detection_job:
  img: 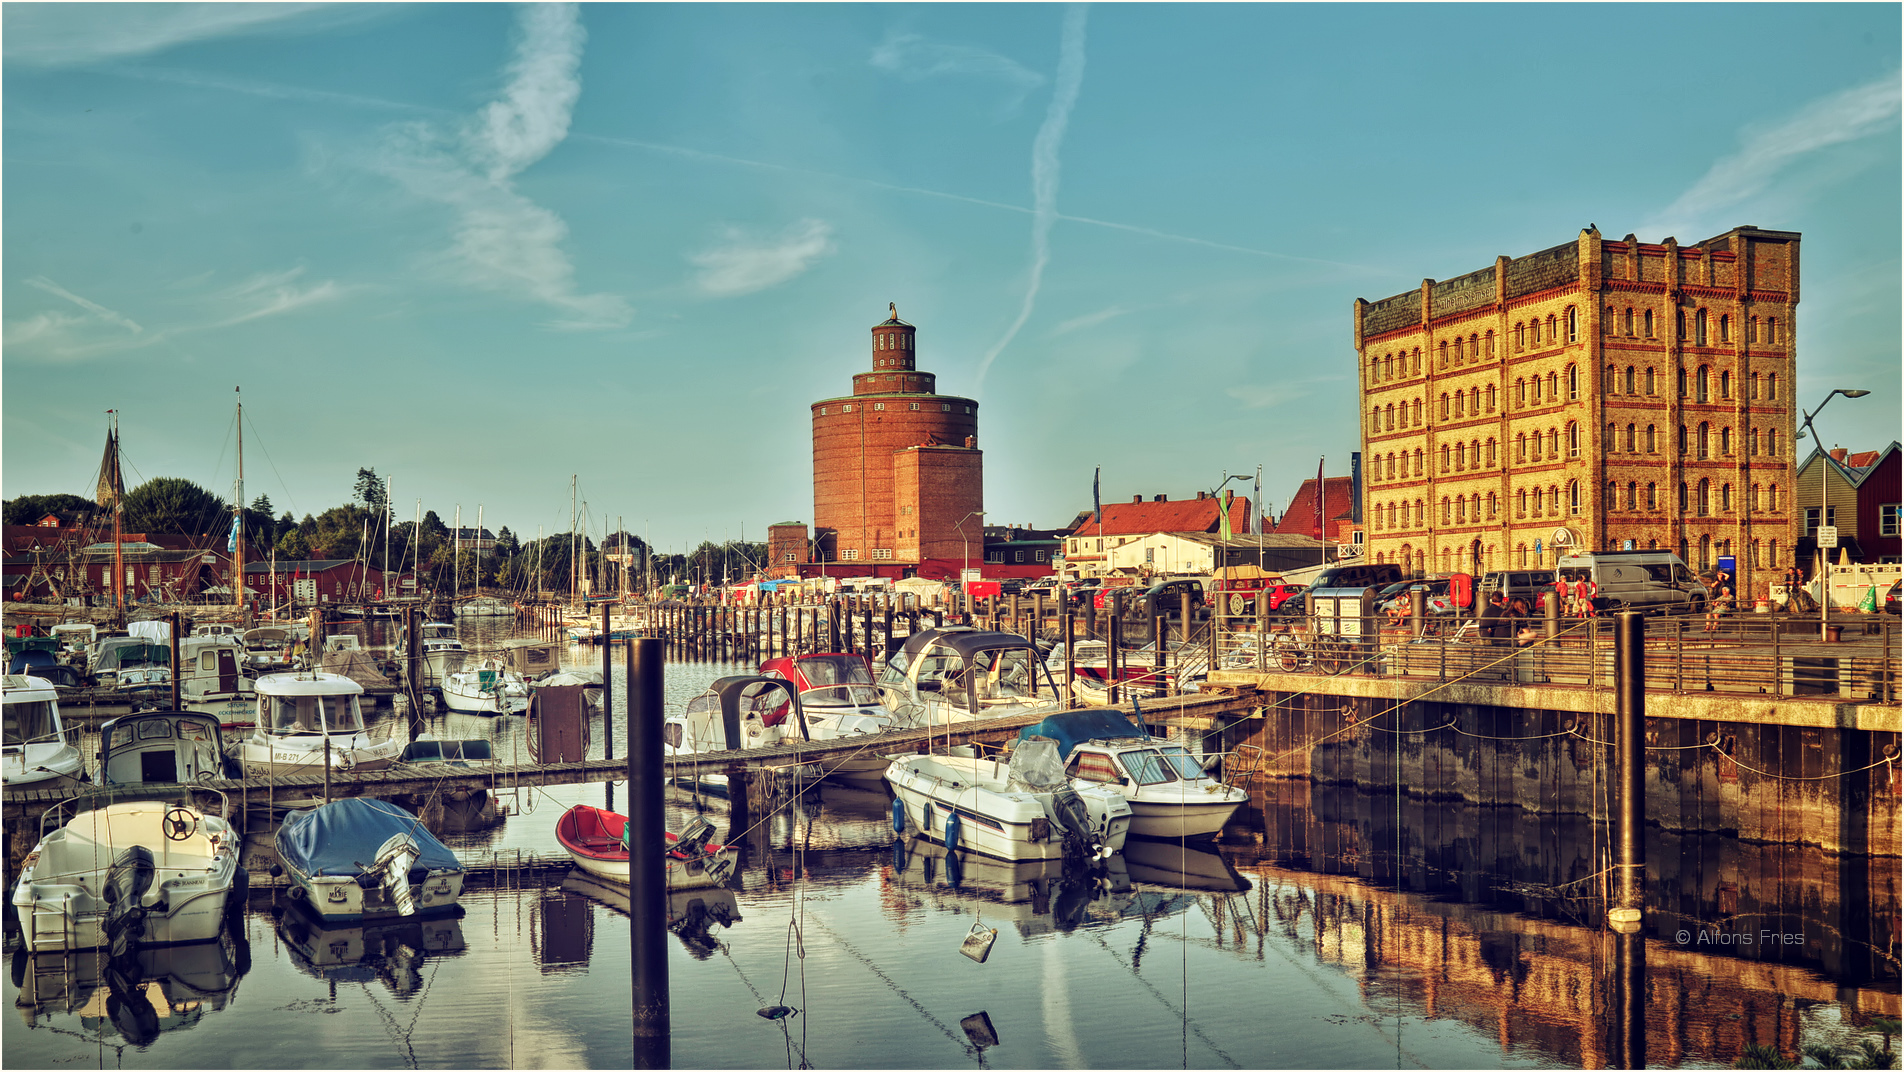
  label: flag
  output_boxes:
[1091,466,1100,526]
[1220,489,1233,541]
[95,423,124,507]
[227,515,241,553]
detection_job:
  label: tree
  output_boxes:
[3,493,102,527]
[244,494,276,550]
[123,478,227,536]
[354,468,387,512]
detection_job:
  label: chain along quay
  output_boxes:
[2,599,1897,1069]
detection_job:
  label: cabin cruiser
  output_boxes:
[91,635,172,696]
[2,674,87,790]
[885,737,1132,862]
[96,709,237,786]
[396,621,467,689]
[12,794,242,953]
[439,658,530,715]
[758,653,896,788]
[49,622,98,672]
[664,676,818,793]
[1016,710,1249,840]
[876,627,1063,729]
[227,671,401,783]
[274,797,464,923]
[453,595,514,618]
[177,634,257,725]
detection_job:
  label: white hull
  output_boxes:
[229,734,401,780]
[285,869,465,924]
[565,847,739,890]
[1125,797,1245,840]
[885,754,1132,861]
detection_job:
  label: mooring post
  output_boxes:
[603,602,614,764]
[1063,607,1077,709]
[1108,613,1122,705]
[863,600,873,658]
[1545,589,1562,641]
[168,610,183,711]
[629,637,669,1069]
[322,736,332,806]
[1612,610,1645,922]
[883,602,893,658]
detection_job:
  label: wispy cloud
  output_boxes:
[373,3,631,331]
[25,277,144,335]
[975,5,1089,390]
[1051,304,1131,336]
[3,4,374,68]
[210,267,349,327]
[690,220,837,297]
[870,30,1045,113]
[1650,71,1902,235]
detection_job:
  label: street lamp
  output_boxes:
[1210,471,1250,572]
[956,510,986,616]
[1795,388,1869,638]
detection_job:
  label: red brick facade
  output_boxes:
[811,311,982,566]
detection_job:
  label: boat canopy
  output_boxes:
[1017,710,1148,758]
[894,627,1034,661]
[277,798,460,878]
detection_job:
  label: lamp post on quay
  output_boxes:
[1795,388,1868,639]
[956,510,986,620]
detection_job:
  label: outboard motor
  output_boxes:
[1047,784,1101,858]
[1010,737,1106,859]
[673,816,716,858]
[369,833,421,916]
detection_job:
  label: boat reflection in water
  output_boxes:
[554,872,743,961]
[1121,837,1254,893]
[12,928,249,1046]
[275,907,467,997]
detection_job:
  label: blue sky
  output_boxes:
[5,3,1899,554]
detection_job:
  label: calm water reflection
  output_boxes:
[4,635,1896,1069]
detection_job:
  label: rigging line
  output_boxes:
[795,912,981,1062]
[1080,930,1242,1070]
[239,406,299,518]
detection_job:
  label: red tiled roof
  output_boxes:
[1273,477,1356,538]
[1068,496,1251,537]
[1846,450,1881,469]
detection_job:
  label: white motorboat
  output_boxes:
[876,627,1064,729]
[228,671,402,783]
[239,627,299,675]
[1015,709,1249,840]
[48,622,97,672]
[758,652,897,788]
[177,633,258,725]
[439,658,529,715]
[884,738,1132,862]
[664,675,820,793]
[528,670,604,711]
[453,596,514,617]
[273,797,465,924]
[97,709,237,786]
[397,621,467,689]
[2,674,87,790]
[12,796,242,953]
[555,805,737,890]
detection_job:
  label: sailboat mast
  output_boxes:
[569,475,577,604]
[476,503,484,598]
[109,411,123,614]
[233,389,245,612]
[454,504,462,602]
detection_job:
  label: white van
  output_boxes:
[1555,551,1708,614]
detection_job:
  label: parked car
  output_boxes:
[1478,568,1558,609]
[1270,592,1308,618]
[1264,583,1306,611]
[1092,584,1144,610]
[1306,563,1404,591]
[1372,581,1417,615]
[1553,552,1708,614]
[1141,578,1206,616]
[1883,579,1899,616]
[1063,578,1103,607]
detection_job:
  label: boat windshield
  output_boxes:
[264,693,365,735]
[971,647,1041,702]
[800,684,882,708]
[1153,745,1206,780]
[1123,750,1179,786]
[795,656,872,687]
[3,700,61,746]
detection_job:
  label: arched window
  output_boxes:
[1414,449,1423,476]
[1696,479,1710,516]
[1624,423,1636,452]
[1546,314,1558,342]
[1531,376,1541,403]
[1605,306,1615,333]
[1454,392,1464,417]
[1678,424,1688,455]
[1606,364,1617,393]
[1547,371,1559,400]
[1567,364,1579,400]
[1606,422,1616,451]
[1486,438,1497,466]
[1749,427,1760,456]
[1624,366,1636,394]
[1645,366,1657,395]
[1646,483,1658,511]
[1678,367,1688,398]
[1767,373,1779,400]
[1516,542,1528,567]
[1455,441,1466,469]
[1384,403,1395,431]
[1440,444,1450,472]
[1567,480,1580,514]
[1750,316,1760,342]
[1694,309,1708,346]
[1516,433,1527,462]
[1371,408,1381,433]
[1626,481,1638,510]
[1769,539,1780,566]
[1486,384,1496,411]
[1698,534,1711,570]
[1515,322,1525,351]
[1605,481,1617,511]
[1720,426,1732,455]
[1644,309,1655,338]
[1387,502,1397,528]
[1547,427,1559,455]
[1456,497,1466,522]
[1771,484,1781,511]
[1516,488,1528,517]
[1487,492,1498,518]
[1750,483,1761,512]
[1484,330,1494,357]
[1768,317,1780,343]
[1516,378,1527,405]
[1441,497,1452,524]
[1751,372,1761,399]
[1438,340,1449,367]
[1697,422,1709,459]
[1412,398,1423,425]
[1645,424,1657,453]
[1679,482,1689,512]
[1769,428,1781,456]
[1676,308,1686,339]
[1471,387,1481,414]
[1719,314,1730,343]
[1452,336,1463,362]
[1720,370,1731,399]
[1566,306,1578,342]
[1568,421,1580,457]
[1412,348,1422,374]
[1386,454,1396,480]
[1696,365,1709,402]
[1439,393,1450,420]
[1624,308,1635,336]
[1721,483,1732,512]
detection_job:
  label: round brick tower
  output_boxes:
[812,307,981,568]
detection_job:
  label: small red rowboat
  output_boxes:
[554,804,736,890]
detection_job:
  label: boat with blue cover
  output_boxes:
[274,798,465,924]
[1016,709,1249,840]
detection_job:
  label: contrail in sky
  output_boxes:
[974,3,1089,392]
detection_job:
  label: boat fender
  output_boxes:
[287,884,306,901]
[922,802,935,832]
[944,811,961,854]
[890,798,905,834]
[227,867,250,923]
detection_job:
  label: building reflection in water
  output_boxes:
[1219,778,1900,1068]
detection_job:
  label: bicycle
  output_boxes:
[1272,631,1354,675]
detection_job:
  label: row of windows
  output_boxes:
[1369,365,1584,434]
[818,402,971,415]
[1375,477,1788,531]
[981,549,1052,563]
[1605,421,1784,458]
[1602,364,1782,402]
[1602,479,1784,515]
[1371,537,1777,574]
[1601,306,1782,346]
[874,333,914,350]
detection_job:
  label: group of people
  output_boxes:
[1478,592,1540,646]
[1550,576,1600,618]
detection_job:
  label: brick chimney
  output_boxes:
[1829,447,1849,463]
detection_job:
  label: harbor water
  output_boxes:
[4,619,1896,1069]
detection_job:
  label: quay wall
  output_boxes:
[1208,673,1900,857]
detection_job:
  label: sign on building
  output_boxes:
[1817,525,1839,550]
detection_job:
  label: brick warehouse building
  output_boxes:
[807,307,982,571]
[1355,225,1799,599]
